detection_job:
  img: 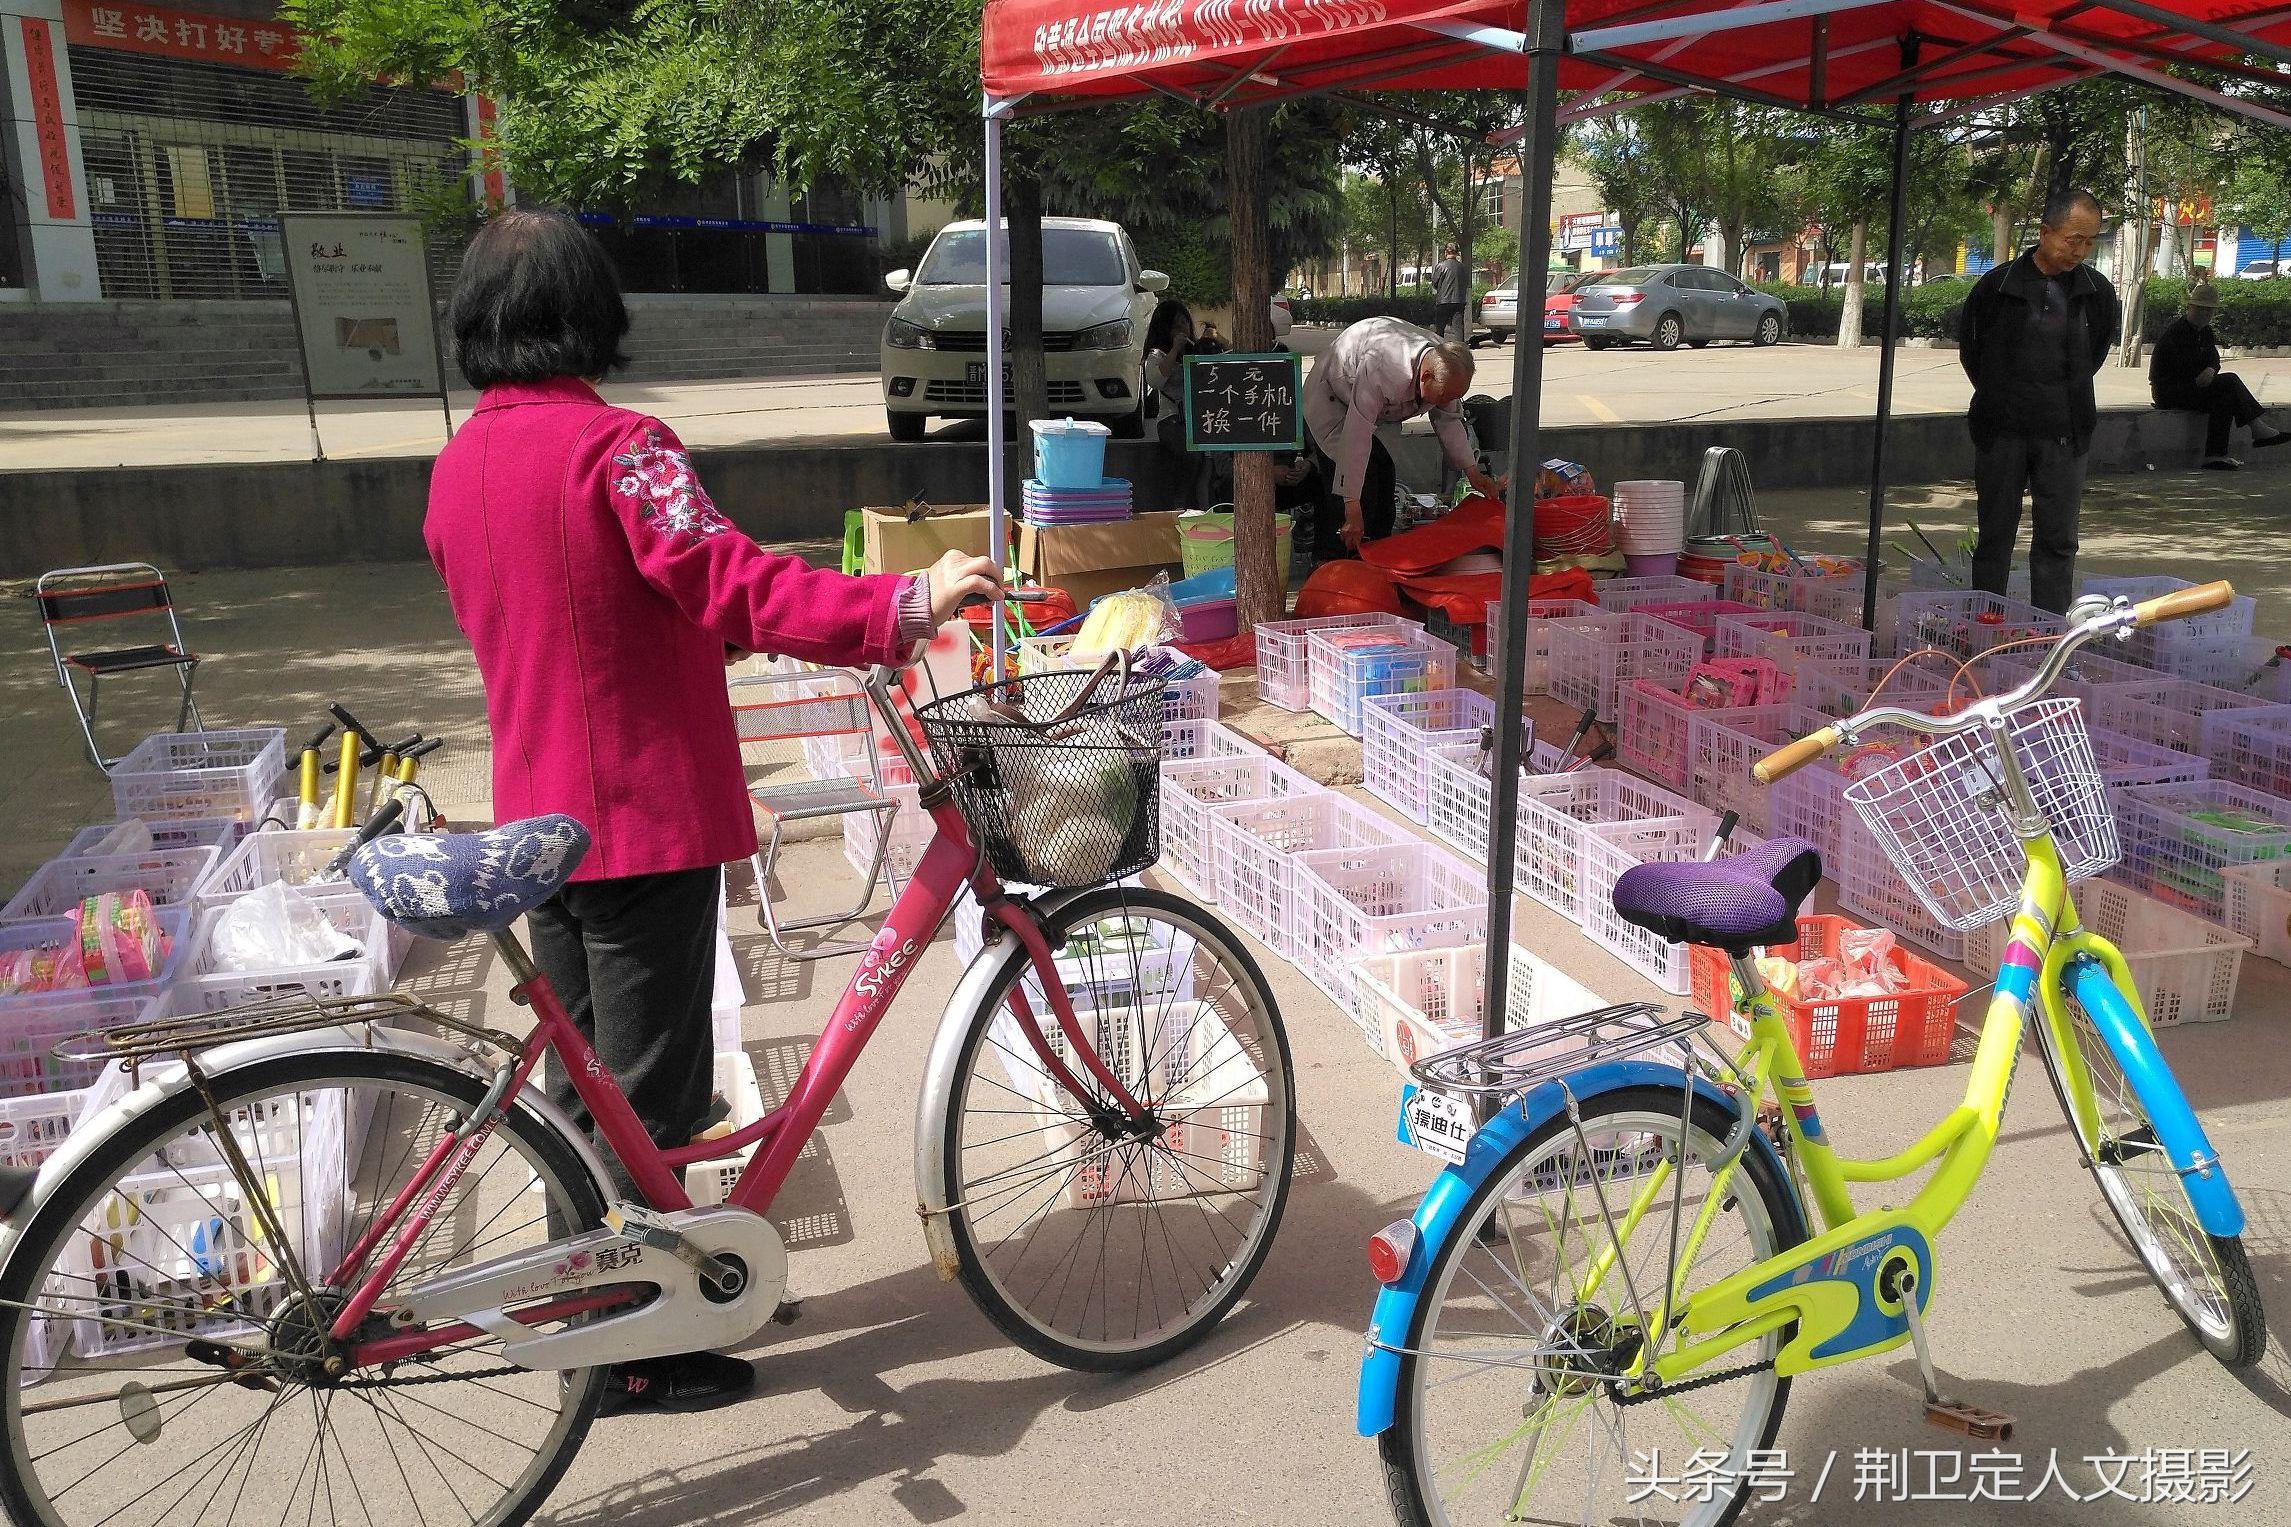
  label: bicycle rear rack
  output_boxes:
[57,991,515,1083]
[1407,1002,1717,1098]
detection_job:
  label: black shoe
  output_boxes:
[2202,456,2245,471]
[599,1350,756,1415]
[2253,431,2291,449]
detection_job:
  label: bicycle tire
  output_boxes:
[1380,1086,1807,1527]
[0,1049,612,1527]
[2033,976,2266,1367]
[937,885,1295,1370]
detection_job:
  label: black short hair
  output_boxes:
[448,209,630,389]
[2042,187,2103,228]
[1144,298,1194,355]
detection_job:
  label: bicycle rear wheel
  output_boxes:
[2036,975,2265,1367]
[937,885,1294,1370]
[0,1049,611,1527]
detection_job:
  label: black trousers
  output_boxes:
[2159,372,2266,456]
[1307,432,1397,560]
[1972,434,2087,615]
[529,864,721,1194]
[1433,301,1465,340]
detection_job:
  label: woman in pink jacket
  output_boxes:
[428,210,996,1411]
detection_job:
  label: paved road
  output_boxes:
[12,336,2291,472]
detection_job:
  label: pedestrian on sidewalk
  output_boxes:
[426,208,999,1414]
[1430,246,1468,342]
[1957,187,2121,614]
[2150,280,2289,470]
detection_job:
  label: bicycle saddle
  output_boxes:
[347,814,590,940]
[1610,835,1823,955]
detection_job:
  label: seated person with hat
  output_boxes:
[2150,280,2289,470]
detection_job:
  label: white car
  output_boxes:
[881,217,1165,442]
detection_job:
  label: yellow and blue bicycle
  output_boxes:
[1359,581,2264,1527]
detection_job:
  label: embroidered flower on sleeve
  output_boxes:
[612,431,731,540]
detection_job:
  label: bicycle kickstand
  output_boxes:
[1890,1265,2017,1442]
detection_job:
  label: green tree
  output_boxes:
[1569,117,1661,266]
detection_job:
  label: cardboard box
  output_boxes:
[861,504,1002,576]
[1017,511,1186,606]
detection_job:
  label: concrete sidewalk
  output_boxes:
[4,498,2289,1525]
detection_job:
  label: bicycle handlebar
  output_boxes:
[1752,580,2238,783]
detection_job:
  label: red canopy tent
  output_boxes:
[974,0,2291,1035]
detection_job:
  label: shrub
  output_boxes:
[1291,294,1444,327]
[1753,273,2291,348]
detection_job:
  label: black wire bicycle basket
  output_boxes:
[914,659,1166,888]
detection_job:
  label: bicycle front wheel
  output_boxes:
[0,1049,612,1527]
[2036,976,2266,1367]
[938,885,1294,1370]
[1382,1087,1806,1527]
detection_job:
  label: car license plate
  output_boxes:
[1575,316,1605,328]
[1544,315,1563,330]
[964,360,1013,388]
[1397,1083,1473,1166]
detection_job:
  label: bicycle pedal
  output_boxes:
[771,1298,804,1326]
[1924,1397,2015,1441]
[603,1202,737,1290]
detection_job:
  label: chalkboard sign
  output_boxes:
[1183,352,1304,453]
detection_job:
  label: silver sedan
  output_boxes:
[1567,265,1788,351]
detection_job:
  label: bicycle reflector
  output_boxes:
[1368,1221,1418,1286]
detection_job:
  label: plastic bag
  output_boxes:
[83,819,155,858]
[208,881,364,974]
[1072,575,1181,658]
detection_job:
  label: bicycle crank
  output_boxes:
[1888,1262,2016,1442]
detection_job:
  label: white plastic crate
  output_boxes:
[1688,704,1833,834]
[711,891,743,1056]
[1968,878,2247,1025]
[108,729,287,825]
[1903,554,2028,600]
[0,1088,82,1170]
[1255,612,1415,711]
[1513,768,1712,923]
[1307,627,1458,735]
[2091,728,2212,791]
[1157,755,1321,899]
[1422,738,1571,860]
[842,781,930,883]
[1546,612,1701,722]
[2223,859,2291,967]
[2091,678,2267,755]
[198,825,361,910]
[1988,648,2167,703]
[1888,591,2064,661]
[1355,942,1607,1077]
[1617,681,1750,791]
[685,1050,767,1206]
[1291,843,1488,1027]
[60,817,239,861]
[2207,634,2291,703]
[1210,793,1410,957]
[0,906,190,1016]
[167,889,389,1015]
[0,991,162,1103]
[1489,597,1598,695]
[1713,610,1873,669]
[2083,575,2257,672]
[2198,706,2291,797]
[1722,561,1865,626]
[1594,574,1708,613]
[1578,819,1735,994]
[1789,654,1959,722]
[1162,717,1258,762]
[1,845,218,923]
[1360,689,1526,824]
[1768,756,1852,864]
[1837,819,1967,962]
[1017,638,1222,723]
[2117,780,2291,922]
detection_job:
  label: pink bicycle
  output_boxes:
[0,657,1295,1527]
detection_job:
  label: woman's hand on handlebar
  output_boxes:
[926,551,1003,625]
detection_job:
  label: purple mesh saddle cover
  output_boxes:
[1610,834,1823,951]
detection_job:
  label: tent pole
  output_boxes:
[1480,0,1566,1043]
[984,104,1010,673]
[1859,39,1917,633]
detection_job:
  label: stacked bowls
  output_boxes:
[1613,480,1686,576]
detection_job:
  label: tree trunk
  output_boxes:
[1457,144,1474,344]
[1227,106,1282,628]
[1005,169,1049,433]
[1991,204,2012,268]
[1386,191,1399,298]
[1838,220,1867,348]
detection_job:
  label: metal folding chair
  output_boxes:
[36,562,205,771]
[730,666,904,960]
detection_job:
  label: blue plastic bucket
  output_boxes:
[1030,417,1111,489]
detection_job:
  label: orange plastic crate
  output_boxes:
[1688,914,1969,1078]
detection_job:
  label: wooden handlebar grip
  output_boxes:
[2132,580,2235,628]
[1752,726,1841,785]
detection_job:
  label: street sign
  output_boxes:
[1590,227,1622,258]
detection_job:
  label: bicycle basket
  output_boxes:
[1842,697,2118,931]
[914,663,1167,888]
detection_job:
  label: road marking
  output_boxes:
[1577,394,1622,423]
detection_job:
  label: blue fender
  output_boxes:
[1356,1059,1787,1438]
[2065,958,2244,1238]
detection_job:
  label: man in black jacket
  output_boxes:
[2150,279,2288,468]
[1957,188,2120,613]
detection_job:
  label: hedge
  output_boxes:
[1291,294,1446,327]
[1754,274,2291,347]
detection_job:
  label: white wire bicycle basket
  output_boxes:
[1842,697,2119,932]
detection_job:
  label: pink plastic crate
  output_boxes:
[2084,575,2256,672]
[1888,591,2064,661]
[2198,706,2291,796]
[1254,612,1415,711]
[0,846,218,922]
[1688,704,1834,834]
[2116,780,2291,921]
[1594,574,1708,613]
[1210,793,1410,958]
[1307,627,1457,735]
[1636,599,1760,653]
[2205,634,2291,702]
[1514,767,1713,922]
[1713,610,1873,669]
[1157,755,1321,899]
[1547,612,1702,722]
[1789,654,1960,722]
[1290,842,1487,1026]
[1987,648,2161,702]
[1722,561,1865,626]
[1618,681,1754,792]
[2091,678,2267,755]
[1490,597,1598,696]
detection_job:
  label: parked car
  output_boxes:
[1541,271,1594,343]
[1567,265,1788,351]
[881,216,1164,442]
[2238,258,2282,280]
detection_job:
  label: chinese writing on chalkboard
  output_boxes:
[1184,353,1304,453]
